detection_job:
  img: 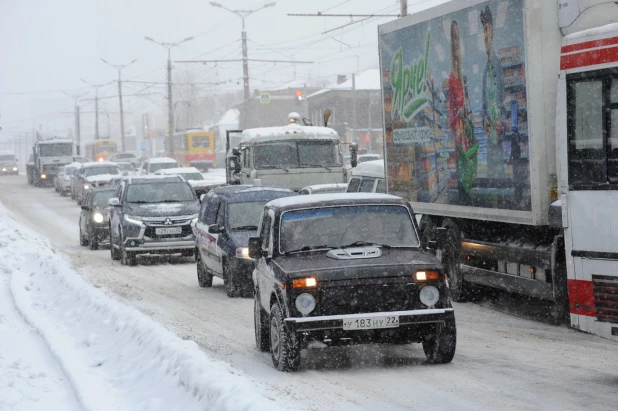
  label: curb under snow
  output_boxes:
[0,203,280,411]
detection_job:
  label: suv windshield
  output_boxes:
[150,162,179,173]
[39,143,72,157]
[125,182,195,203]
[84,166,120,177]
[253,140,341,169]
[93,191,116,209]
[228,202,268,230]
[280,205,419,253]
[116,163,134,171]
[0,155,15,162]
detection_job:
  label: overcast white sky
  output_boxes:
[0,0,447,137]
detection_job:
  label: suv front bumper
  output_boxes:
[122,218,195,253]
[284,308,454,333]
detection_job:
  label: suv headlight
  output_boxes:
[419,285,440,308]
[13,167,18,171]
[2,168,6,172]
[83,184,91,190]
[295,293,316,316]
[124,215,143,225]
[93,212,104,224]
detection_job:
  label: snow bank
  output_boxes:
[0,203,280,411]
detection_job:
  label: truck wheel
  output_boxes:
[110,227,121,261]
[223,260,239,298]
[254,293,270,352]
[196,252,213,288]
[270,303,300,372]
[422,318,456,364]
[442,222,469,302]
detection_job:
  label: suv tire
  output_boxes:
[110,226,121,261]
[270,303,300,372]
[79,221,88,246]
[223,260,239,298]
[422,318,456,364]
[120,236,137,266]
[88,227,99,250]
[196,252,213,288]
[254,294,270,352]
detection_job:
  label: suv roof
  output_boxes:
[149,157,178,164]
[351,159,385,178]
[122,175,184,184]
[266,193,400,211]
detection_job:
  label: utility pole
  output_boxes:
[81,79,111,140]
[144,36,194,157]
[352,73,357,145]
[101,58,138,152]
[62,90,88,155]
[401,0,407,17]
[209,2,277,128]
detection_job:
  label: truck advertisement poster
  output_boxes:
[379,0,531,212]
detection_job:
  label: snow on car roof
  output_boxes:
[267,193,399,209]
[81,161,118,168]
[301,183,348,190]
[239,124,339,144]
[64,162,82,169]
[351,159,385,178]
[156,167,201,174]
[149,157,178,164]
[127,175,184,183]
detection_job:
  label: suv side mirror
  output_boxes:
[248,236,262,259]
[208,224,225,234]
[349,143,358,168]
[108,197,121,207]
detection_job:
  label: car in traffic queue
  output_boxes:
[54,162,81,196]
[115,161,135,176]
[346,159,386,194]
[0,151,19,176]
[109,152,140,169]
[79,187,117,250]
[249,193,456,371]
[154,166,213,198]
[71,162,121,204]
[108,175,200,266]
[193,185,296,298]
[298,183,348,195]
[138,157,179,175]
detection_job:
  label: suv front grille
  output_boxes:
[592,274,618,324]
[142,215,194,225]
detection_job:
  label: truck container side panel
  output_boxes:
[380,0,542,223]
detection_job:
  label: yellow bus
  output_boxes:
[85,140,117,162]
[170,130,216,171]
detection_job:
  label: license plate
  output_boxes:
[155,227,182,235]
[342,315,399,330]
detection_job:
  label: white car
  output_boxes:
[154,167,215,197]
[138,157,180,175]
[298,183,348,195]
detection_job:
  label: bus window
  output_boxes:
[192,136,211,148]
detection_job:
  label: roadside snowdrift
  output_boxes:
[0,203,279,411]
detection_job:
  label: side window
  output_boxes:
[242,147,251,168]
[205,198,220,225]
[116,182,125,201]
[347,178,361,193]
[359,178,376,193]
[298,189,309,195]
[568,72,618,187]
[260,213,271,252]
[376,179,387,193]
[216,201,226,227]
[199,194,213,223]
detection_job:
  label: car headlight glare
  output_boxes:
[235,247,250,259]
[124,215,143,225]
[295,293,316,316]
[12,167,17,171]
[2,168,6,172]
[419,285,440,308]
[40,174,47,179]
[93,212,104,223]
[84,184,90,190]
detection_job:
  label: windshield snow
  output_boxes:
[84,167,120,177]
[39,143,72,157]
[228,201,267,230]
[0,155,16,162]
[253,140,341,169]
[179,172,203,181]
[150,162,179,173]
[93,190,116,209]
[280,205,419,253]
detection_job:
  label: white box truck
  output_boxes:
[378,0,618,340]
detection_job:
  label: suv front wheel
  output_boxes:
[196,252,213,288]
[119,233,137,266]
[254,293,270,352]
[270,303,300,372]
[110,225,121,261]
[422,318,457,364]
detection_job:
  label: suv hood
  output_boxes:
[85,174,120,183]
[273,248,440,281]
[124,201,199,217]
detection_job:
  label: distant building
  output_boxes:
[307,69,384,154]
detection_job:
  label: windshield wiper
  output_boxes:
[128,201,150,204]
[232,225,259,231]
[257,165,289,172]
[153,199,188,203]
[339,241,393,249]
[301,164,332,171]
[285,245,335,254]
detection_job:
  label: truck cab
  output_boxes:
[27,138,74,186]
[226,114,355,191]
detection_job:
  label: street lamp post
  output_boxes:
[209,2,276,128]
[144,36,194,157]
[80,79,110,140]
[62,91,89,155]
[101,58,138,152]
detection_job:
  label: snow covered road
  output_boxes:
[1,174,617,410]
